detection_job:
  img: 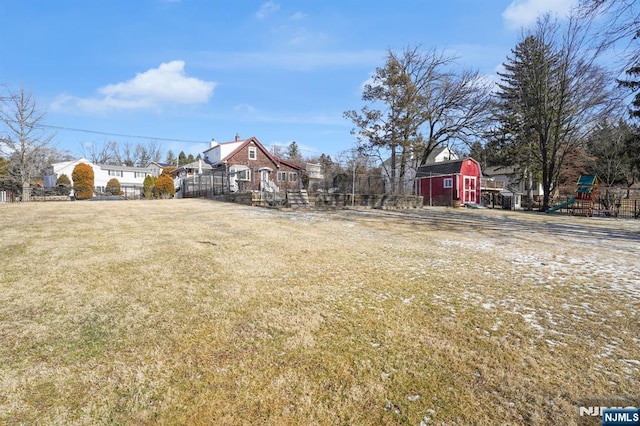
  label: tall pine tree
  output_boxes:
[491,15,614,210]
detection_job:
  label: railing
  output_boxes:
[542,197,640,219]
[480,178,505,190]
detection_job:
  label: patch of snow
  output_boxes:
[402,296,414,305]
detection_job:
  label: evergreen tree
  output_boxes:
[72,163,94,200]
[55,173,72,195]
[143,175,157,199]
[286,141,303,164]
[166,150,176,166]
[178,151,187,166]
[105,178,121,195]
[490,16,614,210]
[56,173,71,187]
[491,34,552,208]
[618,66,640,119]
[154,173,175,199]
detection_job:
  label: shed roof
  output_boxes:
[416,159,466,178]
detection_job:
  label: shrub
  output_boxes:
[162,166,177,175]
[55,174,72,196]
[154,174,175,199]
[72,163,94,200]
[56,174,71,187]
[143,175,157,199]
[106,178,121,196]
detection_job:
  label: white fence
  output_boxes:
[0,190,17,203]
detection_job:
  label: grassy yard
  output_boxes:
[0,199,638,425]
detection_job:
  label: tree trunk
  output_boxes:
[526,169,533,211]
[390,144,397,195]
[22,182,31,202]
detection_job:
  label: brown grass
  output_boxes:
[0,199,639,425]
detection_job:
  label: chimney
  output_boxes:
[235,133,241,142]
[210,138,218,148]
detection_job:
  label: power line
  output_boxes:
[37,123,209,145]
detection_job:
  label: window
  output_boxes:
[277,171,287,182]
[134,172,148,178]
[237,169,251,181]
[108,170,123,177]
[248,147,257,160]
[289,172,298,182]
[443,177,453,188]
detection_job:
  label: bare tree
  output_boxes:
[490,15,620,210]
[133,140,161,166]
[115,141,134,166]
[579,0,640,67]
[0,86,55,201]
[82,141,118,164]
[579,1,640,117]
[585,119,635,187]
[345,46,492,194]
[82,139,163,166]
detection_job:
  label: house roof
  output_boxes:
[278,157,305,171]
[99,163,155,172]
[416,158,470,178]
[483,165,518,176]
[424,146,458,163]
[232,137,280,165]
[52,158,154,174]
[180,160,212,170]
[203,139,244,154]
[205,136,305,171]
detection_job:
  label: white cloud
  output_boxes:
[234,103,256,113]
[290,11,307,21]
[503,0,578,30]
[53,61,216,113]
[256,1,279,19]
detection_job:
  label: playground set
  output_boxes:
[546,175,598,217]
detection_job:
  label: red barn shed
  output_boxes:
[416,158,482,206]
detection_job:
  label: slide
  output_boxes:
[545,197,576,213]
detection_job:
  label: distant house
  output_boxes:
[483,166,544,209]
[381,147,460,194]
[203,135,305,193]
[424,146,459,164]
[416,158,482,206]
[148,161,171,177]
[52,158,154,197]
[171,159,212,179]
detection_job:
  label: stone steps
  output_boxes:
[287,190,309,208]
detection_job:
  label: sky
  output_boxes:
[0,0,579,162]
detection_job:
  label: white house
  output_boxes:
[381,146,460,194]
[483,165,544,209]
[425,146,459,164]
[52,158,155,197]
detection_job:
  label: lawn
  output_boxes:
[1,199,639,425]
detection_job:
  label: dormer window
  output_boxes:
[248,147,257,160]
